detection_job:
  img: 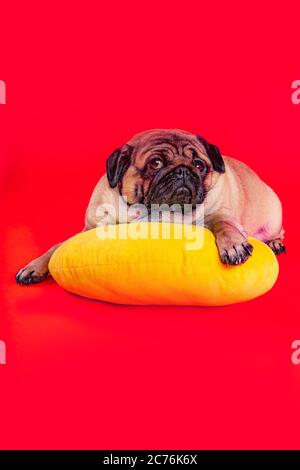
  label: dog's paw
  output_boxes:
[218,240,254,265]
[16,266,49,285]
[266,239,286,255]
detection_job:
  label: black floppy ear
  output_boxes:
[196,135,225,173]
[106,144,134,188]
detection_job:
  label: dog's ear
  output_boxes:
[106,144,134,188]
[196,135,225,173]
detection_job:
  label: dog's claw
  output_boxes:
[242,242,253,256]
[266,239,286,256]
[16,267,49,285]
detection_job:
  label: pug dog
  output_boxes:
[16,128,285,285]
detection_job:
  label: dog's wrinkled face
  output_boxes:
[106,129,225,209]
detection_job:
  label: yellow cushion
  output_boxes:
[49,223,279,306]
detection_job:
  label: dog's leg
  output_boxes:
[211,219,254,265]
[16,226,91,285]
[16,243,62,285]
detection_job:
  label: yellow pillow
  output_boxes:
[49,223,279,306]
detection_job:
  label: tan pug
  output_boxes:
[16,128,285,285]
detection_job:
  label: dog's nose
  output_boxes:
[175,166,190,178]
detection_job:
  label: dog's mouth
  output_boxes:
[144,166,205,210]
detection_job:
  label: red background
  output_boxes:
[1,0,300,449]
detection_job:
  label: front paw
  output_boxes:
[218,240,253,265]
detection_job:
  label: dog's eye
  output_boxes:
[149,157,164,170]
[193,159,207,172]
